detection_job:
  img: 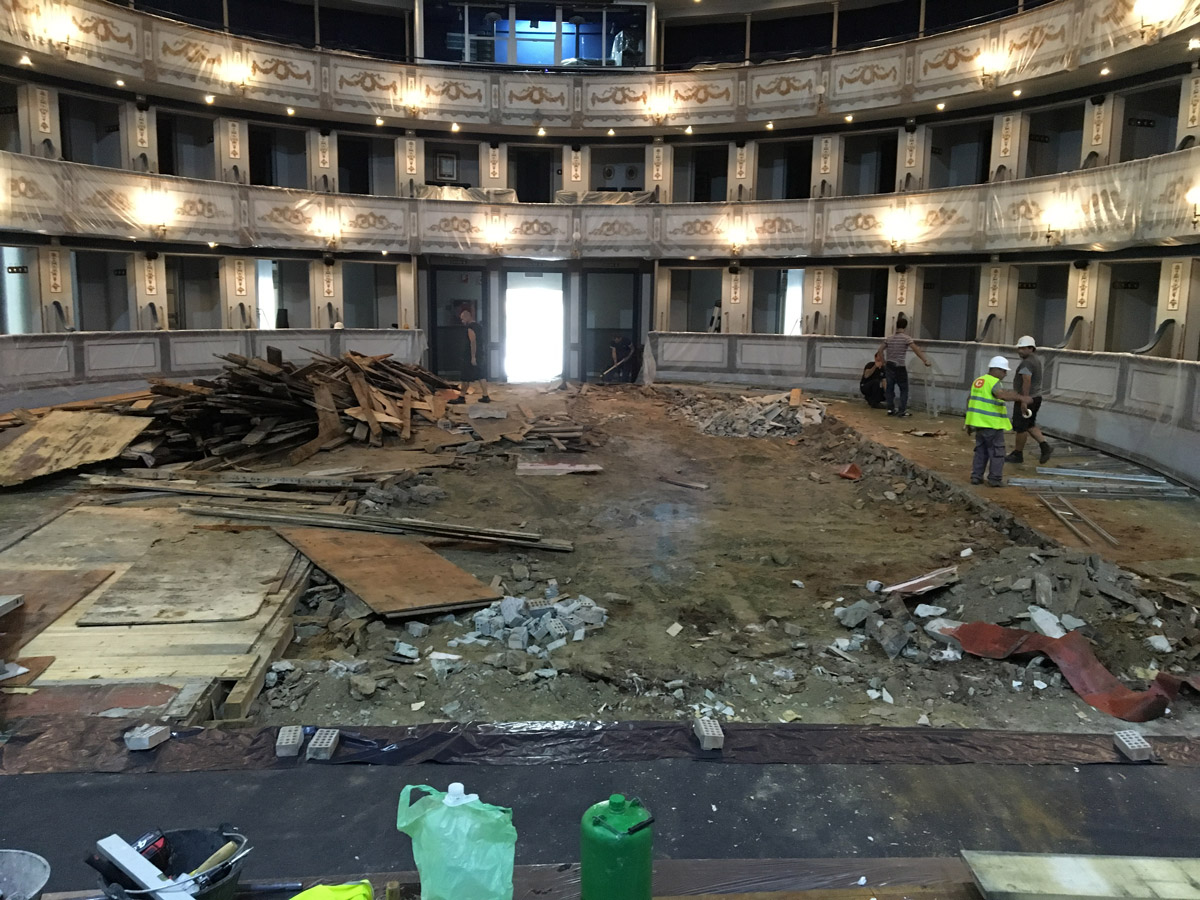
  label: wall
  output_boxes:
[1106,261,1160,352]
[835,268,885,337]
[921,266,978,341]
[73,250,129,332]
[0,328,427,408]
[1026,106,1084,177]
[648,332,1200,490]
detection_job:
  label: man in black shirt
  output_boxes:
[860,350,887,408]
[605,334,634,383]
[448,307,490,404]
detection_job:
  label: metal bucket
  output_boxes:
[0,849,52,900]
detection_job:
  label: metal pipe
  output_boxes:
[1038,494,1092,545]
[1057,495,1120,546]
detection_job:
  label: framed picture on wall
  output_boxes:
[436,152,458,181]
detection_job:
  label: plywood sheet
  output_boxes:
[276,527,502,617]
[962,851,1200,900]
[78,527,293,626]
[0,410,150,486]
[0,568,114,658]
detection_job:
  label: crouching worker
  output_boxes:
[966,355,1031,487]
[859,350,887,409]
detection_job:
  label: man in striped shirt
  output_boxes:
[876,313,931,418]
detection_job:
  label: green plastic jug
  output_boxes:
[580,794,654,900]
[396,783,517,900]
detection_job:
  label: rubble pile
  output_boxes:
[667,390,826,438]
[118,349,457,470]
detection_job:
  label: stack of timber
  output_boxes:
[114,349,458,470]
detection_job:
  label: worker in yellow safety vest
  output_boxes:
[967,355,1032,487]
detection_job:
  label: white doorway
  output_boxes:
[504,271,564,383]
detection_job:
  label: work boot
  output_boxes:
[986,479,1004,487]
[478,396,492,403]
[448,397,466,405]
[1038,442,1054,464]
[1004,450,1023,464]
[970,476,983,485]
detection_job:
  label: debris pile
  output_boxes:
[668,390,826,438]
[122,349,457,469]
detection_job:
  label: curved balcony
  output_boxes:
[3,0,1199,133]
[3,146,1199,259]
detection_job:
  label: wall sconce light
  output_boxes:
[1041,198,1077,246]
[882,208,921,253]
[977,50,1007,89]
[18,53,32,66]
[1135,0,1184,41]
[483,218,506,254]
[1186,185,1200,226]
[311,209,341,249]
[223,58,252,92]
[135,189,171,238]
[725,222,748,256]
[646,93,673,125]
[40,5,75,53]
[403,89,423,118]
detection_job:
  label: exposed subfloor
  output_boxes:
[2,382,1198,738]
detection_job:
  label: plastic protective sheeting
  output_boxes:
[554,191,655,205]
[951,622,1200,723]
[415,186,517,204]
[3,148,1200,260]
[5,716,1200,776]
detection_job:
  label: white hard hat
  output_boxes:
[333,322,345,330]
[988,355,1010,371]
[1016,335,1036,348]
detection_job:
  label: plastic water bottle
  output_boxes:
[580,794,654,900]
[396,783,517,900]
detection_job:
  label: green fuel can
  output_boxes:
[580,794,654,900]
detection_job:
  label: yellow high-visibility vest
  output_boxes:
[965,373,1012,431]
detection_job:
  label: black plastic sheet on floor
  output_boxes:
[4,716,1200,775]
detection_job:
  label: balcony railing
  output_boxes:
[3,146,1199,258]
[1,0,1194,130]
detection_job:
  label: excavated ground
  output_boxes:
[252,384,1200,735]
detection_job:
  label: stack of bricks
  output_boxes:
[470,594,608,660]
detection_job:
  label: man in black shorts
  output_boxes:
[1005,335,1052,464]
[448,307,490,405]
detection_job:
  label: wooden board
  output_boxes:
[0,568,115,659]
[0,410,151,487]
[962,851,1200,900]
[414,430,475,452]
[276,527,503,618]
[78,526,293,626]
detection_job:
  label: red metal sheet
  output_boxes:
[952,622,1200,722]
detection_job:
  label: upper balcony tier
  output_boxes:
[5,144,1199,258]
[6,0,1200,136]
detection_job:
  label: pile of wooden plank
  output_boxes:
[115,348,458,470]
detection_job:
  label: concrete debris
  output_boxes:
[1060,614,1087,631]
[913,604,947,618]
[349,674,378,700]
[1146,635,1173,653]
[835,599,879,629]
[866,614,911,660]
[669,391,826,438]
[123,724,170,751]
[405,621,430,638]
[667,622,683,637]
[1028,605,1067,639]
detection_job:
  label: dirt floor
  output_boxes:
[217,383,1200,736]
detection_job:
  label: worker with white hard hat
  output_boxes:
[1005,335,1053,466]
[965,354,1032,487]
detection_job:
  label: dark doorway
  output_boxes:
[508,146,557,203]
[582,270,641,380]
[428,265,487,377]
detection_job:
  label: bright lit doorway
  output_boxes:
[504,271,564,383]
